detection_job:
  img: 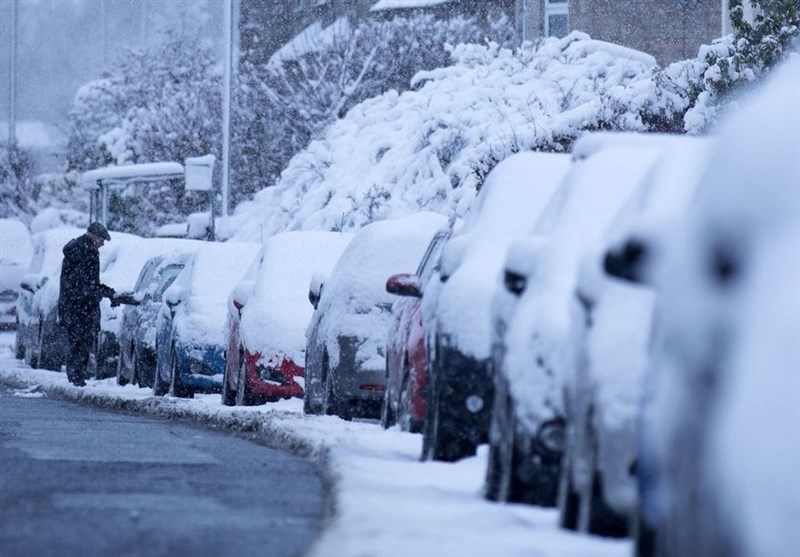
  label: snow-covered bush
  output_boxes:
[229,33,674,240]
[672,0,799,133]
[231,12,516,205]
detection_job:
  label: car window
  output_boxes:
[415,231,450,282]
[154,264,185,299]
[134,258,163,293]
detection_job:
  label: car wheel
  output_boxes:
[152,345,170,396]
[37,327,62,371]
[429,379,473,462]
[323,353,351,420]
[579,470,629,537]
[116,347,129,386]
[15,329,24,360]
[484,385,507,502]
[397,373,419,433]
[221,349,237,406]
[484,437,503,502]
[236,353,265,406]
[379,377,396,429]
[558,445,580,530]
[169,349,193,398]
[632,502,657,557]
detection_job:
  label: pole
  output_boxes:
[221,0,236,217]
[9,0,18,146]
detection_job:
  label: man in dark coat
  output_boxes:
[58,222,116,386]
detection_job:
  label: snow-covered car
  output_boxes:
[557,136,712,538]
[222,231,352,406]
[94,236,203,379]
[486,135,672,506]
[15,227,84,369]
[381,226,451,433]
[153,241,259,397]
[116,252,195,388]
[629,59,799,557]
[420,152,572,463]
[0,219,33,330]
[304,212,447,420]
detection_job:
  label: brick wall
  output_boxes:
[570,0,723,64]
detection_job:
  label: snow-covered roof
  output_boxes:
[0,120,67,150]
[80,162,184,189]
[371,0,456,11]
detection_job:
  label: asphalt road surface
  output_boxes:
[0,386,324,557]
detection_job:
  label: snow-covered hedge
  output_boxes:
[229,32,685,240]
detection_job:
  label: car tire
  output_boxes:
[429,377,474,462]
[484,438,503,502]
[398,373,420,433]
[236,354,265,406]
[323,354,351,421]
[152,345,170,396]
[36,326,62,371]
[579,470,629,537]
[380,377,396,430]
[221,349,237,406]
[15,329,24,360]
[632,503,657,557]
[558,446,580,530]
[116,347,129,386]
[169,349,193,398]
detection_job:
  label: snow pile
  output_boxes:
[239,231,353,366]
[229,32,668,241]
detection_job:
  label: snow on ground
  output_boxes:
[0,331,629,557]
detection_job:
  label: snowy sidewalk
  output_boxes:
[0,334,629,557]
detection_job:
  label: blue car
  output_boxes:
[152,241,260,398]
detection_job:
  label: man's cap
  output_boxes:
[87,221,111,241]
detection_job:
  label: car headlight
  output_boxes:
[535,418,566,458]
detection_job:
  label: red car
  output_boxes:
[381,228,450,432]
[222,231,352,406]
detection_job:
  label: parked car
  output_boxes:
[419,152,572,463]
[94,236,201,379]
[116,252,194,388]
[0,219,33,330]
[304,212,446,420]
[625,59,799,557]
[381,226,451,433]
[15,227,83,369]
[222,231,352,406]
[152,241,259,397]
[486,136,671,506]
[557,136,712,538]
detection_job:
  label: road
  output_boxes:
[0,385,324,557]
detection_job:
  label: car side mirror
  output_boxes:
[603,238,648,284]
[386,273,423,298]
[164,285,184,309]
[20,273,47,294]
[308,272,326,310]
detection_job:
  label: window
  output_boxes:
[545,0,569,38]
